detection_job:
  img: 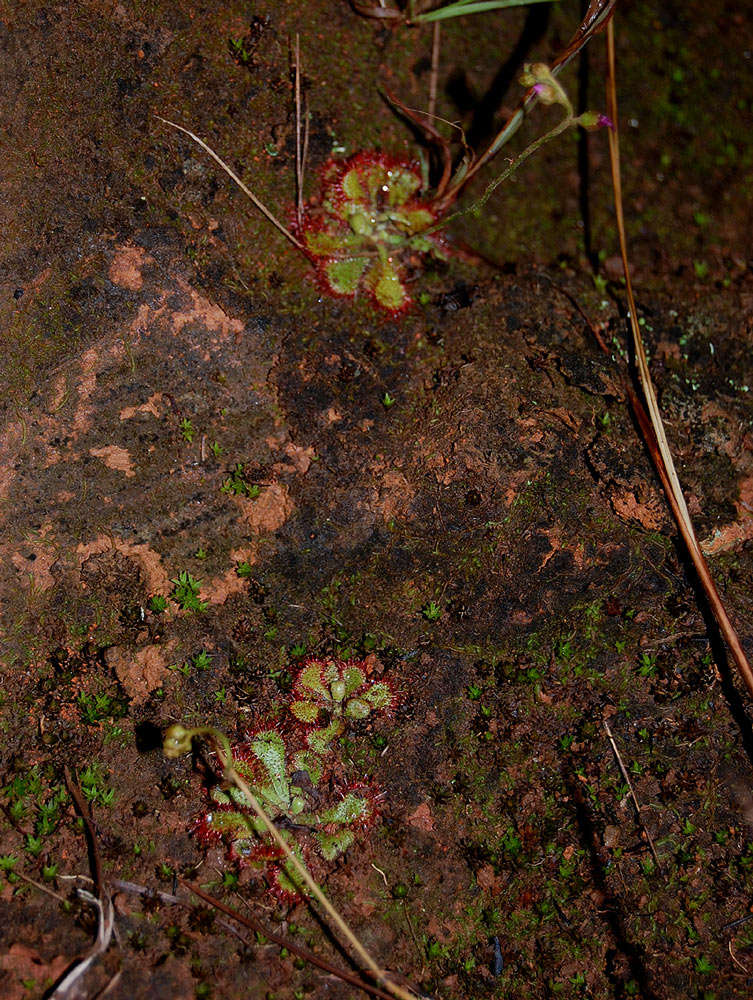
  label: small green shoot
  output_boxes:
[221,463,261,499]
[170,571,208,613]
[148,594,168,613]
[421,601,442,622]
[192,650,212,672]
[179,418,195,443]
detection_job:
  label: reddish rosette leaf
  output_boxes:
[193,809,226,848]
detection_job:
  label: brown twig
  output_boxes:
[728,939,751,975]
[13,868,69,905]
[155,115,305,252]
[64,767,103,895]
[603,721,662,872]
[180,879,398,1000]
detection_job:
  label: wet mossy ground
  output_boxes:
[1,2,753,998]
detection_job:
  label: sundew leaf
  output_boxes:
[250,731,290,810]
[206,807,264,841]
[273,854,308,899]
[306,718,344,755]
[297,662,330,697]
[364,681,395,710]
[290,699,321,724]
[316,827,355,861]
[385,166,422,207]
[392,205,435,234]
[341,166,368,203]
[303,228,348,257]
[341,664,366,696]
[344,697,371,719]
[320,659,340,688]
[319,791,372,826]
[325,257,369,296]
[367,258,409,312]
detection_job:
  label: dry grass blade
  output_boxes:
[49,891,116,999]
[604,21,753,700]
[428,21,441,121]
[604,720,662,872]
[154,114,305,252]
[294,33,306,227]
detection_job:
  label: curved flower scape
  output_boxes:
[297,151,446,313]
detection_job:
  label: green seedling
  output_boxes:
[79,763,115,808]
[192,650,212,671]
[421,601,442,622]
[179,417,195,443]
[148,594,168,613]
[221,463,261,499]
[0,855,18,883]
[78,690,127,725]
[170,571,208,613]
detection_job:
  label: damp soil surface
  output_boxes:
[2,2,753,999]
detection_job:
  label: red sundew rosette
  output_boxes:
[295,151,443,313]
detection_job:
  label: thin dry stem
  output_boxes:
[428,21,440,122]
[295,33,304,226]
[603,720,662,871]
[154,115,305,252]
[180,880,398,1000]
[605,21,753,701]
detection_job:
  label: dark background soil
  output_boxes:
[1,2,753,998]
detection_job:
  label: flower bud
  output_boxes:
[163,723,194,758]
